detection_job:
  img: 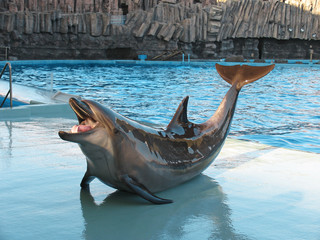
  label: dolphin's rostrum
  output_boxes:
[59,63,275,204]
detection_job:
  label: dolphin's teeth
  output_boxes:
[71,125,79,133]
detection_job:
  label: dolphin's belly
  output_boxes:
[81,145,122,189]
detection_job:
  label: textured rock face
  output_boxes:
[0,0,320,60]
[218,0,320,41]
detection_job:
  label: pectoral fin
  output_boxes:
[80,170,95,188]
[122,175,173,204]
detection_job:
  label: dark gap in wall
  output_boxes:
[258,38,264,59]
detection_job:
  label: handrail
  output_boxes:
[0,62,12,108]
[152,50,184,61]
[0,46,10,60]
[163,50,184,61]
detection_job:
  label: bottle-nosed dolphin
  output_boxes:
[58,63,275,204]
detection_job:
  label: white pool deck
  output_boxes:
[0,103,320,240]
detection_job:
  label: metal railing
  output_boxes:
[0,62,12,108]
[152,50,184,61]
[0,47,10,60]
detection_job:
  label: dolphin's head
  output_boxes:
[59,98,123,186]
[58,98,118,146]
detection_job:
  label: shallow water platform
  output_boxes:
[0,105,320,240]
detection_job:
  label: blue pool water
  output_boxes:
[7,61,320,153]
[0,96,28,108]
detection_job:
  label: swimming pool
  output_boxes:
[5,60,320,153]
[1,60,320,240]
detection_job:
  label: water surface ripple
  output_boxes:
[11,63,320,153]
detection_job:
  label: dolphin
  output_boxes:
[58,63,274,204]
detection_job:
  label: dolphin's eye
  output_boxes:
[113,129,119,134]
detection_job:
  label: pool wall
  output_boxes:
[2,59,320,67]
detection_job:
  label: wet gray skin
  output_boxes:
[59,63,274,204]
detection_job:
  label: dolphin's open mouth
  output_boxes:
[67,98,99,134]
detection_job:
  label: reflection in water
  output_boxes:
[80,175,250,240]
[3,121,13,149]
[1,121,13,169]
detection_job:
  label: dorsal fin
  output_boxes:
[166,96,189,131]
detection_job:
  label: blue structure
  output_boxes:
[0,96,27,108]
[138,55,147,61]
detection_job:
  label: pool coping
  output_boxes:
[1,59,320,67]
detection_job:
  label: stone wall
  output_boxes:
[0,0,320,60]
[218,0,320,41]
[0,0,217,13]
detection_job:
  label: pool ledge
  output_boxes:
[0,103,75,120]
[212,138,320,174]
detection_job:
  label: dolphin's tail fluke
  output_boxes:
[215,63,275,90]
